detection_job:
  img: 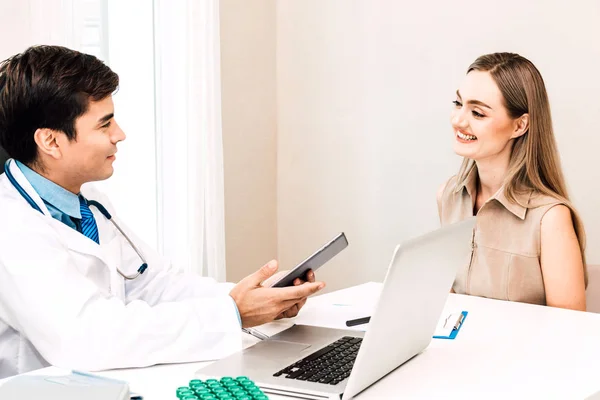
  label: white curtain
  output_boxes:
[29,0,108,61]
[154,0,227,280]
[28,0,78,48]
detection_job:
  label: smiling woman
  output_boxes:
[437,52,587,311]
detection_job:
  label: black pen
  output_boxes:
[346,316,371,327]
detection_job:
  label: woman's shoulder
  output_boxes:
[528,191,572,226]
[527,189,565,209]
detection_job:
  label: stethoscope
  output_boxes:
[3,159,148,280]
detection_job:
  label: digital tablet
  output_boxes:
[270,232,348,288]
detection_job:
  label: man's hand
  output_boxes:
[230,260,325,328]
[263,269,316,320]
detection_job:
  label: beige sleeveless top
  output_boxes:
[438,167,563,305]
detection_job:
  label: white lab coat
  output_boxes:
[0,161,242,379]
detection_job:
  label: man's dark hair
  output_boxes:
[0,45,119,164]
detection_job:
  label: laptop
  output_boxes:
[196,218,476,399]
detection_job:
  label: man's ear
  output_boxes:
[512,113,529,139]
[33,128,62,160]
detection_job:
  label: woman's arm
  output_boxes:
[540,205,586,311]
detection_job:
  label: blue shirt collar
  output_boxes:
[15,160,81,219]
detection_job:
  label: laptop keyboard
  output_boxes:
[273,336,363,385]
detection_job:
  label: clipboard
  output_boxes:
[433,311,468,340]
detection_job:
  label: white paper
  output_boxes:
[433,312,463,337]
[293,302,376,332]
[251,283,382,337]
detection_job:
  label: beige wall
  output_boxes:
[276,1,376,293]
[277,0,600,293]
[220,0,278,282]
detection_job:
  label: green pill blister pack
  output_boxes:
[176,376,269,400]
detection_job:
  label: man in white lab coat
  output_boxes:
[0,45,325,378]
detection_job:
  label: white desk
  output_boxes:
[3,282,600,399]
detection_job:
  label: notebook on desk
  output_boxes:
[197,218,476,400]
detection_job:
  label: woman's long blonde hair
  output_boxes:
[454,52,587,285]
